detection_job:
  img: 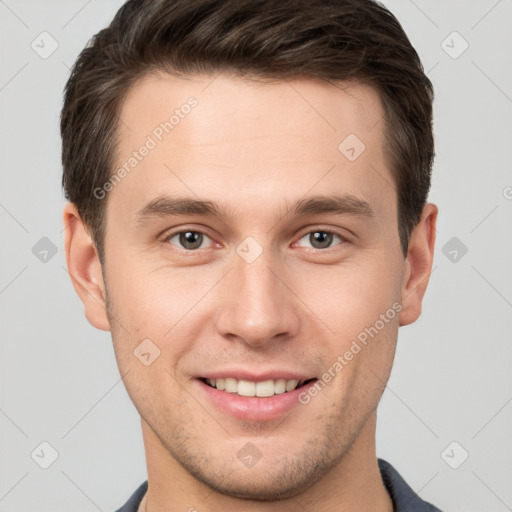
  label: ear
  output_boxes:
[63,202,110,331]
[399,202,438,327]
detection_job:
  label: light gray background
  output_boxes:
[1,1,511,510]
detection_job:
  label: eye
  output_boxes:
[295,230,345,250]
[165,230,214,251]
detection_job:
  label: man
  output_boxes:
[60,0,441,510]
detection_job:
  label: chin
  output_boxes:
[194,470,318,501]
[178,448,339,502]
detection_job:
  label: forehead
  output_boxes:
[119,72,385,149]
[110,72,394,228]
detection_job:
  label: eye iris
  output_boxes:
[175,231,335,250]
[180,231,203,250]
[310,231,332,249]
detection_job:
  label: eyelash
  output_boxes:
[162,227,347,253]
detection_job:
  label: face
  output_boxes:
[72,73,428,500]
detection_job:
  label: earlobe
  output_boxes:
[399,203,438,327]
[63,202,111,331]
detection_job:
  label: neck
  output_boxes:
[139,411,393,512]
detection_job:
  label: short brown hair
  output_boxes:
[61,0,434,260]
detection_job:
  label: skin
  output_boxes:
[64,73,437,512]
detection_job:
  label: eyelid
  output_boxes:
[161,225,350,252]
[161,225,219,251]
[295,222,351,239]
[293,227,348,249]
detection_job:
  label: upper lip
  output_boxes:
[197,369,316,382]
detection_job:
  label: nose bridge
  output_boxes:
[214,238,300,346]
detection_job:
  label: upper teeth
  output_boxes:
[206,378,304,397]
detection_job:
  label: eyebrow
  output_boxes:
[134,193,376,226]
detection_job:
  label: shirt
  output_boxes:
[115,458,443,511]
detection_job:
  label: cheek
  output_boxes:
[294,254,401,395]
[105,270,189,410]
[105,265,212,373]
[294,253,402,336]
[106,262,200,330]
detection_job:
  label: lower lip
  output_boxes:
[194,379,317,421]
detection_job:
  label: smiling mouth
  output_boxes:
[200,377,317,397]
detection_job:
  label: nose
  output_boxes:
[214,246,301,348]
